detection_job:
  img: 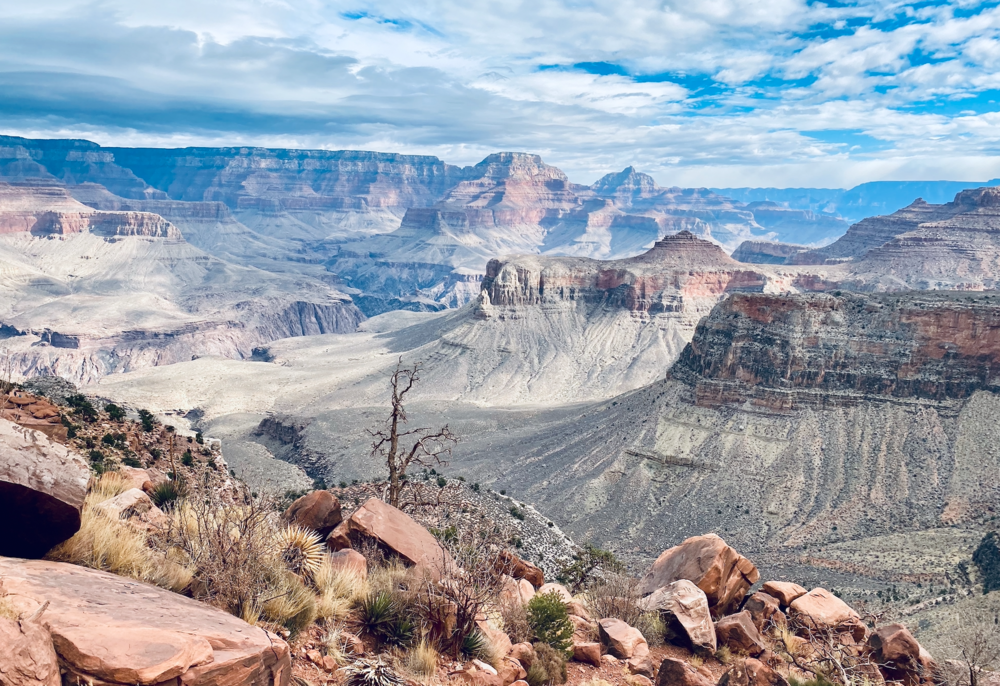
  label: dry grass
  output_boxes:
[46,473,191,592]
[715,646,732,664]
[406,638,439,679]
[368,558,410,595]
[263,572,318,637]
[581,680,613,686]
[689,655,705,668]
[315,556,369,622]
[499,597,532,644]
[322,626,351,665]
[0,597,20,620]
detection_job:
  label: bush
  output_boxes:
[973,532,1000,594]
[122,455,142,468]
[262,572,318,637]
[510,506,525,521]
[527,591,574,653]
[67,394,98,422]
[526,643,567,686]
[407,638,439,678]
[557,543,624,592]
[358,590,414,647]
[105,403,126,421]
[150,480,185,508]
[181,451,194,467]
[195,432,204,444]
[137,409,156,432]
[585,571,642,625]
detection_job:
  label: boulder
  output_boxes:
[760,582,807,607]
[642,579,716,653]
[626,655,656,679]
[567,599,592,621]
[92,488,169,531]
[627,676,653,686]
[498,657,526,685]
[497,550,544,588]
[327,498,453,579]
[638,534,759,616]
[509,643,535,669]
[655,658,714,686]
[569,614,597,643]
[743,592,785,632]
[119,466,154,492]
[283,490,342,539]
[476,619,513,658]
[868,624,937,686]
[328,549,368,580]
[456,670,503,686]
[598,618,649,659]
[0,616,60,686]
[518,578,535,605]
[788,588,863,638]
[572,642,602,667]
[0,558,290,686]
[714,611,767,656]
[473,659,498,676]
[537,583,573,603]
[717,659,789,686]
[0,418,89,558]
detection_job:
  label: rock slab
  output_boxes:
[638,534,759,616]
[0,558,290,686]
[0,616,60,686]
[0,418,89,558]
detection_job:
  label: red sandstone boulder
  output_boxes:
[537,583,573,603]
[715,611,767,656]
[498,656,526,685]
[655,658,714,686]
[517,578,535,605]
[868,623,937,686]
[760,581,807,607]
[497,550,544,588]
[569,614,597,643]
[788,588,864,639]
[743,592,785,632]
[509,643,535,669]
[642,579,716,652]
[119,466,154,492]
[598,618,649,659]
[638,534,759,616]
[627,655,656,679]
[0,615,60,686]
[573,642,602,667]
[92,488,169,532]
[718,659,789,686]
[284,490,342,539]
[0,558,290,686]
[328,549,368,580]
[0,418,89,558]
[328,498,453,579]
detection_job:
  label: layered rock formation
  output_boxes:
[0,184,363,383]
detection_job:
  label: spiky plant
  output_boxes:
[276,525,325,579]
[342,658,407,686]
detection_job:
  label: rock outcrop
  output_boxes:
[640,579,716,652]
[328,498,453,579]
[671,291,1000,409]
[868,623,937,686]
[0,558,290,686]
[638,534,759,616]
[0,418,89,558]
[283,490,343,539]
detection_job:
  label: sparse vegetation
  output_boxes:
[526,642,567,686]
[557,543,623,593]
[973,532,1000,594]
[526,591,574,653]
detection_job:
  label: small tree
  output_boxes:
[527,591,574,653]
[369,358,457,509]
[941,609,1000,686]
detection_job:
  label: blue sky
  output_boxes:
[3,1,1000,187]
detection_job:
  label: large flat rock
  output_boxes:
[0,418,89,558]
[0,558,290,686]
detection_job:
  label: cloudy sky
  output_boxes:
[3,0,1000,187]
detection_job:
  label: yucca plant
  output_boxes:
[359,590,397,639]
[342,658,407,686]
[150,480,185,509]
[276,525,325,579]
[461,629,488,659]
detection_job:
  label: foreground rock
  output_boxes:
[641,579,716,652]
[638,534,759,615]
[328,498,453,579]
[283,490,342,538]
[760,582,806,607]
[0,558,290,686]
[868,624,937,686]
[655,658,714,686]
[598,618,649,659]
[0,418,89,558]
[715,611,766,656]
[0,615,60,686]
[743,592,785,632]
[718,658,789,686]
[789,588,864,639]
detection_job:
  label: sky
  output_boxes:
[3,1,1000,187]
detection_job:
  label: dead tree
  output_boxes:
[369,358,457,509]
[942,609,1000,686]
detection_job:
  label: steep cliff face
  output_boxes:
[672,292,1000,408]
[0,183,180,238]
[731,240,809,264]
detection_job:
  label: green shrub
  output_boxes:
[88,449,104,463]
[181,451,194,467]
[526,591,574,653]
[510,506,525,521]
[122,455,142,468]
[461,629,489,659]
[526,642,567,686]
[105,403,126,421]
[195,432,204,444]
[67,394,98,422]
[556,543,624,592]
[358,591,413,647]
[151,480,185,508]
[137,409,156,432]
